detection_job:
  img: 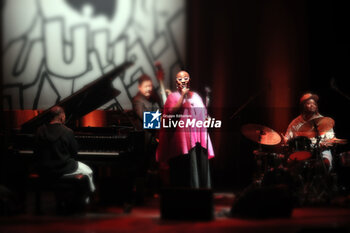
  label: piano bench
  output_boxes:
[28,173,90,215]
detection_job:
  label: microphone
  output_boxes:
[182,83,189,99]
[205,86,211,93]
[205,86,211,108]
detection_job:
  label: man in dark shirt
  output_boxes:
[35,106,95,192]
[132,74,162,130]
[131,74,162,193]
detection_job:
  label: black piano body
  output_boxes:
[5,61,149,206]
[13,126,144,163]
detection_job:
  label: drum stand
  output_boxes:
[252,131,268,186]
[301,121,336,205]
[252,131,280,186]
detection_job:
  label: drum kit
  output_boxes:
[241,117,348,204]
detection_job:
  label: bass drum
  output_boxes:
[287,136,312,161]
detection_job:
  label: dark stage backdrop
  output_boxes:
[186,0,350,189]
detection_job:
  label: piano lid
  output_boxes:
[21,61,134,132]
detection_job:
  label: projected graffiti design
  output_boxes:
[2,0,186,110]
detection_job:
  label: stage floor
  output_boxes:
[1,192,350,233]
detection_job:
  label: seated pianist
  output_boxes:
[34,106,96,203]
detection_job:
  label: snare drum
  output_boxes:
[287,136,312,161]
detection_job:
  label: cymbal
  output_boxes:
[331,138,348,144]
[322,138,348,146]
[241,124,281,145]
[296,117,335,138]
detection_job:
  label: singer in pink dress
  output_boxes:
[156,71,215,188]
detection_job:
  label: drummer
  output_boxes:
[284,93,335,170]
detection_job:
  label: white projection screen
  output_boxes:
[2,0,186,110]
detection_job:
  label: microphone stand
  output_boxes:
[205,88,211,188]
[229,88,264,119]
[183,87,196,187]
[308,119,333,204]
[331,78,350,103]
[205,88,211,160]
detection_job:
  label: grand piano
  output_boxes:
[6,61,147,205]
[12,61,143,159]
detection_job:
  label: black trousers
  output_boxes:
[168,143,211,188]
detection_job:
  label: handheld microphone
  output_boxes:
[182,83,189,99]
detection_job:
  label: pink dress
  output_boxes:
[156,91,215,163]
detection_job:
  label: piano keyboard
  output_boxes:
[18,150,119,156]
